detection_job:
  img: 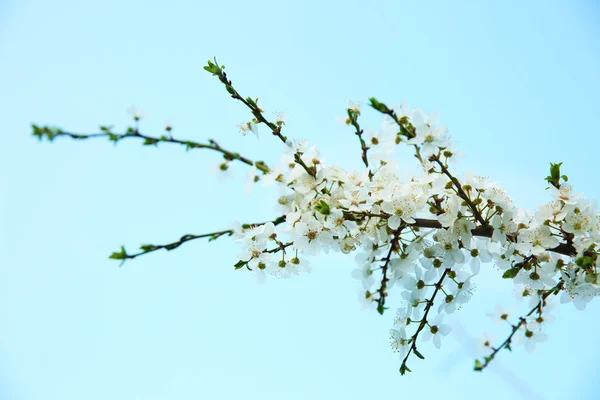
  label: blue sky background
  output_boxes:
[1,0,599,399]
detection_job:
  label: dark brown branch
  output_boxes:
[344,211,578,257]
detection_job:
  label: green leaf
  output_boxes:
[474,360,483,371]
[550,162,562,179]
[32,124,59,141]
[413,348,425,360]
[109,246,128,260]
[143,138,160,146]
[545,162,563,188]
[314,200,331,215]
[184,141,198,150]
[369,97,389,114]
[399,363,411,375]
[109,246,129,266]
[502,266,520,279]
[139,244,157,252]
[32,124,42,139]
[576,254,597,268]
[203,57,222,76]
[234,260,248,270]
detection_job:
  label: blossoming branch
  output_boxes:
[32,58,600,375]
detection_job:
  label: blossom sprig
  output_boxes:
[398,268,450,375]
[204,58,316,178]
[345,102,371,172]
[474,280,565,371]
[35,59,600,375]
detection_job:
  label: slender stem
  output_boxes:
[210,68,316,178]
[32,126,270,174]
[347,108,371,172]
[124,230,234,260]
[400,268,450,375]
[376,227,403,314]
[433,157,486,225]
[475,280,565,371]
[111,216,286,263]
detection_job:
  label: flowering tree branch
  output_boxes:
[33,58,600,375]
[474,280,565,371]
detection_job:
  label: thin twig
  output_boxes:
[32,125,270,174]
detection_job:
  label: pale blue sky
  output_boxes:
[1,0,599,399]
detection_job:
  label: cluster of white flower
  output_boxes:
[230,100,600,369]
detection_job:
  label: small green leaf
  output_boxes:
[369,97,389,114]
[139,244,157,252]
[550,162,562,179]
[143,138,159,146]
[184,141,198,150]
[474,360,483,371]
[234,260,248,270]
[203,57,222,76]
[413,348,425,360]
[399,363,411,375]
[32,124,60,141]
[502,266,520,279]
[109,246,128,260]
[314,200,331,215]
[109,246,129,266]
[545,162,563,188]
